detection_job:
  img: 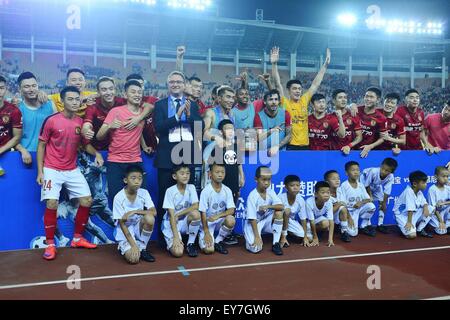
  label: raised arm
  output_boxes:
[270,47,285,98]
[307,48,331,96]
[176,46,185,72]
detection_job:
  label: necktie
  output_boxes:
[175,98,181,113]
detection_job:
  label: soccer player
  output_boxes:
[244,166,284,255]
[279,174,307,247]
[308,93,345,150]
[361,158,398,234]
[339,161,377,237]
[324,170,353,242]
[395,89,428,151]
[161,164,201,257]
[304,181,335,247]
[37,86,102,260]
[15,72,55,166]
[82,77,127,151]
[96,80,147,200]
[379,93,406,154]
[393,170,434,239]
[198,163,236,255]
[48,68,97,117]
[113,165,156,264]
[330,89,362,154]
[0,75,23,176]
[423,102,450,153]
[356,87,387,158]
[271,46,331,150]
[427,166,450,235]
[253,89,292,156]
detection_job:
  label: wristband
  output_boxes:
[347,143,353,148]
[282,230,288,236]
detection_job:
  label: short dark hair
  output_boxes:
[96,76,115,91]
[126,73,144,82]
[382,158,398,171]
[311,93,326,104]
[315,181,330,193]
[435,166,448,176]
[188,76,202,83]
[384,92,400,102]
[405,89,419,97]
[124,80,142,91]
[284,174,300,186]
[172,164,190,174]
[256,165,271,178]
[210,162,225,171]
[217,86,234,97]
[345,161,360,172]
[324,170,339,181]
[0,75,6,84]
[263,89,281,102]
[409,170,428,185]
[60,86,80,100]
[286,79,302,90]
[366,87,382,98]
[332,89,346,100]
[17,72,36,86]
[66,68,85,79]
[125,165,144,177]
[218,119,234,131]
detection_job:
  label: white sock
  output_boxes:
[417,215,431,232]
[378,210,385,226]
[340,221,348,233]
[187,220,201,244]
[141,229,153,247]
[360,219,370,229]
[272,219,283,245]
[215,225,232,243]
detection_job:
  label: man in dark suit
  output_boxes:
[154,71,204,247]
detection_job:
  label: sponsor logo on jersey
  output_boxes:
[75,126,81,135]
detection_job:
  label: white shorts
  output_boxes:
[333,205,345,225]
[305,216,332,238]
[114,219,146,255]
[162,216,189,250]
[41,167,91,201]
[395,205,434,236]
[429,207,450,235]
[244,216,274,253]
[371,187,385,202]
[199,217,225,250]
[287,218,305,238]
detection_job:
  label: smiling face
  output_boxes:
[67,71,86,92]
[441,104,450,122]
[125,84,143,106]
[333,92,347,110]
[218,89,235,111]
[288,83,303,101]
[364,91,379,109]
[383,98,398,114]
[405,92,420,109]
[264,93,280,113]
[236,88,249,105]
[20,77,39,101]
[98,80,116,105]
[167,74,185,96]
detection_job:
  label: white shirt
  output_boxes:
[393,186,428,216]
[163,184,199,222]
[305,196,333,220]
[199,183,235,218]
[246,188,282,222]
[427,184,450,208]
[361,167,394,195]
[113,188,154,228]
[338,180,371,210]
[279,193,307,220]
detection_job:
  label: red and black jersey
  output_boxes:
[395,105,425,150]
[379,114,406,150]
[357,106,387,148]
[330,111,362,150]
[308,114,339,150]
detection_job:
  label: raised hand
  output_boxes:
[177,46,186,57]
[270,47,280,64]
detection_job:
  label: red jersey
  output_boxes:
[331,111,362,150]
[357,106,387,148]
[379,114,406,150]
[142,95,159,151]
[395,105,425,150]
[39,113,86,171]
[0,101,22,147]
[308,114,339,150]
[197,99,212,115]
[84,96,126,150]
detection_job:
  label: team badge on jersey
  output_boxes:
[391,123,397,129]
[75,126,81,135]
[346,118,353,125]
[371,120,377,126]
[2,115,10,124]
[323,122,329,129]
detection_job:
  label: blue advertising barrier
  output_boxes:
[0,150,448,251]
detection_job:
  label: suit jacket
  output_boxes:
[154,97,203,169]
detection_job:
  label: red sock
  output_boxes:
[44,208,57,242]
[74,205,90,236]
